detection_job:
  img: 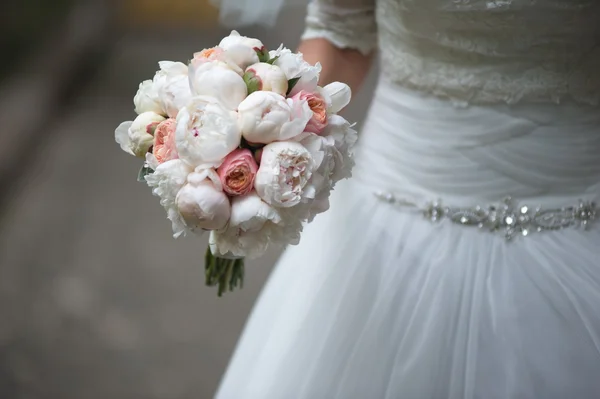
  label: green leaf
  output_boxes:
[255,46,270,63]
[243,70,261,95]
[266,55,280,65]
[137,165,153,182]
[286,77,301,95]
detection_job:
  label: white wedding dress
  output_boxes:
[216,0,600,398]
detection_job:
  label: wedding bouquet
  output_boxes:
[115,31,357,296]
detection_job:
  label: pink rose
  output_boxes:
[153,118,178,164]
[291,90,328,134]
[217,148,258,196]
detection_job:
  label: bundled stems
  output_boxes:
[205,248,245,297]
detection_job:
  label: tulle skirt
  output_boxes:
[216,79,600,399]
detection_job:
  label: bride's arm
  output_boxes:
[297,0,377,92]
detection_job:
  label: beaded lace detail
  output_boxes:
[374,192,597,240]
[302,0,600,106]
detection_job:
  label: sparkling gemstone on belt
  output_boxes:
[374,192,597,240]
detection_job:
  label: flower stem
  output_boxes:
[205,247,245,296]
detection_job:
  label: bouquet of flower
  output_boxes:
[115,31,357,296]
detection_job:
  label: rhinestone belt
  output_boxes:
[374,191,597,240]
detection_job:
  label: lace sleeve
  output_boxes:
[301,0,377,55]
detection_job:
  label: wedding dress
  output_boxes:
[216,0,600,398]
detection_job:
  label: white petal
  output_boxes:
[145,159,194,237]
[145,153,159,170]
[115,121,134,155]
[189,62,247,110]
[278,98,312,141]
[323,82,351,114]
[158,60,188,75]
[209,191,284,259]
[230,191,282,230]
[190,167,223,191]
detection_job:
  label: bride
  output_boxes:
[215,0,600,398]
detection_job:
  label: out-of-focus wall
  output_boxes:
[119,0,219,27]
[1,0,75,79]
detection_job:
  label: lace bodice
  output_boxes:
[302,0,600,105]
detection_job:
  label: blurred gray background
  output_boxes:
[0,1,376,398]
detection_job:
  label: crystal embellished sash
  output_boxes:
[374,192,597,240]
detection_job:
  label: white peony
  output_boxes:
[269,46,322,96]
[176,168,231,231]
[134,61,190,116]
[157,62,193,118]
[244,62,288,96]
[144,158,194,238]
[129,112,166,156]
[133,80,163,115]
[209,191,280,259]
[218,30,264,69]
[237,91,312,144]
[282,115,357,222]
[320,114,358,182]
[175,96,242,168]
[209,191,303,259]
[191,47,244,75]
[292,133,338,222]
[254,141,324,208]
[189,61,248,110]
[115,112,166,157]
[299,133,335,191]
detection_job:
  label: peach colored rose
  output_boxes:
[153,118,178,164]
[291,90,328,134]
[217,149,258,196]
